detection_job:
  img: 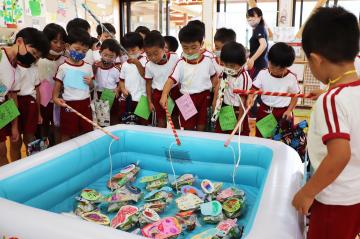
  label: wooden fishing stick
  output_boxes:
[233,89,313,99]
[165,108,181,146]
[63,103,119,141]
[224,95,258,147]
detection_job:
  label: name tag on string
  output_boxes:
[134,95,151,120]
[219,106,237,131]
[0,99,20,129]
[63,69,90,91]
[100,88,116,108]
[39,80,54,107]
[176,94,197,121]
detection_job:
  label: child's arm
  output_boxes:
[146,80,155,112]
[36,86,42,124]
[292,138,351,215]
[128,58,145,78]
[118,80,129,97]
[83,76,94,89]
[212,75,220,111]
[52,81,66,106]
[283,97,298,120]
[159,78,175,109]
[7,92,19,142]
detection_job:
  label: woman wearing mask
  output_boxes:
[247,7,268,79]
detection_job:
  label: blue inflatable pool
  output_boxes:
[0,125,304,239]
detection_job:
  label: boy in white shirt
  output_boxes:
[93,23,117,62]
[144,31,179,128]
[94,39,121,125]
[53,29,94,142]
[160,24,218,131]
[0,27,49,165]
[118,32,148,125]
[249,42,299,137]
[213,28,237,75]
[292,7,360,239]
[213,42,252,135]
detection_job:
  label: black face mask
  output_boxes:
[17,45,36,66]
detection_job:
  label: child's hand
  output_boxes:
[10,126,19,142]
[292,188,314,215]
[127,58,140,65]
[282,110,293,120]
[54,98,66,107]
[246,96,254,108]
[247,58,254,70]
[148,101,155,112]
[160,96,168,109]
[122,89,129,97]
[309,89,325,100]
[83,76,93,87]
[114,88,120,98]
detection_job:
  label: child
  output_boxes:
[94,39,121,125]
[118,32,148,125]
[292,7,360,239]
[93,23,116,62]
[37,23,67,146]
[10,62,42,160]
[144,31,179,128]
[135,26,150,40]
[0,27,49,165]
[164,36,179,53]
[187,20,215,58]
[213,27,237,74]
[213,42,252,135]
[249,42,299,137]
[160,24,218,131]
[53,29,94,142]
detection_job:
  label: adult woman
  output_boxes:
[247,7,268,79]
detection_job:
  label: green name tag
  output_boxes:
[256,113,278,138]
[219,106,237,131]
[134,95,151,120]
[0,99,20,129]
[100,88,116,108]
[167,97,175,115]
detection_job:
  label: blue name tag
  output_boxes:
[63,69,89,91]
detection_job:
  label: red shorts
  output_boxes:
[40,102,54,127]
[179,90,210,130]
[60,98,93,137]
[215,105,250,135]
[308,200,360,239]
[119,99,149,125]
[152,89,180,123]
[255,102,292,137]
[18,95,39,134]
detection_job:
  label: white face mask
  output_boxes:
[214,50,221,58]
[223,66,242,76]
[129,53,140,59]
[49,50,64,56]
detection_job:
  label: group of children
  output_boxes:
[0,5,359,239]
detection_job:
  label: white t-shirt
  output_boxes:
[307,80,360,205]
[223,70,252,107]
[213,57,223,75]
[55,61,94,101]
[37,56,65,85]
[202,49,216,58]
[120,56,147,101]
[355,55,360,77]
[145,53,179,91]
[84,50,95,65]
[0,48,20,102]
[253,69,300,108]
[170,55,216,94]
[95,64,121,91]
[16,64,40,98]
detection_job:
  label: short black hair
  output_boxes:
[220,41,246,66]
[302,7,359,63]
[15,27,50,57]
[135,26,150,36]
[121,32,144,49]
[144,30,165,49]
[43,23,67,42]
[178,24,203,44]
[164,36,179,52]
[100,39,121,55]
[214,28,236,44]
[67,29,92,48]
[247,7,265,26]
[268,42,295,68]
[187,20,205,39]
[96,23,116,36]
[66,18,90,33]
[90,37,99,47]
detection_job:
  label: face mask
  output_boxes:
[129,53,140,59]
[214,50,221,58]
[248,19,260,28]
[17,45,36,66]
[182,52,199,61]
[223,67,241,76]
[49,50,64,56]
[69,50,86,62]
[101,58,115,65]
